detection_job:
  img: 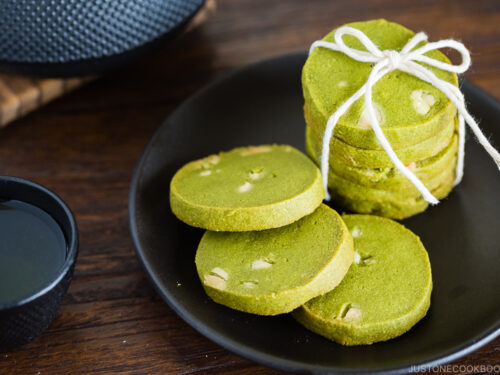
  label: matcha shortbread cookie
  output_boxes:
[326,160,456,200]
[304,99,457,151]
[170,145,325,231]
[306,126,459,190]
[195,204,354,315]
[302,19,458,150]
[328,169,455,219]
[306,114,456,169]
[294,215,432,345]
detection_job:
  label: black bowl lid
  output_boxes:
[0,0,205,77]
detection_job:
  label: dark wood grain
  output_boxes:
[0,1,499,374]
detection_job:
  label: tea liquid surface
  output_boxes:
[0,199,67,304]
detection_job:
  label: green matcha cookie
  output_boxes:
[303,19,458,150]
[328,169,455,219]
[326,160,456,201]
[294,215,432,345]
[170,145,325,231]
[195,204,354,315]
[305,125,458,190]
[306,113,456,168]
[305,99,457,152]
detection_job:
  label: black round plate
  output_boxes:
[129,52,500,374]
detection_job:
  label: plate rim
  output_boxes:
[128,51,500,375]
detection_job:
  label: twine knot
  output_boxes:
[383,50,403,70]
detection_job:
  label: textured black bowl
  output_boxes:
[0,0,204,77]
[0,176,78,351]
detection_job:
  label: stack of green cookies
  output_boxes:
[170,144,433,345]
[302,19,459,219]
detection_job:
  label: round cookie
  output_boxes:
[326,160,456,200]
[302,19,458,150]
[306,114,456,168]
[329,171,455,219]
[170,145,325,231]
[305,125,458,190]
[293,214,432,345]
[195,204,354,316]
[305,97,457,151]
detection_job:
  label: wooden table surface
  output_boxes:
[1,1,499,374]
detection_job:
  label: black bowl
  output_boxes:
[0,176,78,351]
[0,0,205,77]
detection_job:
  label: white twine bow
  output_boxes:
[310,26,500,203]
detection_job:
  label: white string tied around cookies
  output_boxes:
[310,26,500,203]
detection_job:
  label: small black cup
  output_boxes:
[0,176,78,351]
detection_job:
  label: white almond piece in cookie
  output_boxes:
[344,307,362,320]
[211,267,228,280]
[358,104,384,128]
[411,90,436,115]
[240,146,272,156]
[204,274,226,290]
[251,259,273,270]
[351,226,362,238]
[353,251,362,264]
[238,182,252,193]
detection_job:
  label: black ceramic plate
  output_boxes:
[129,52,500,374]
